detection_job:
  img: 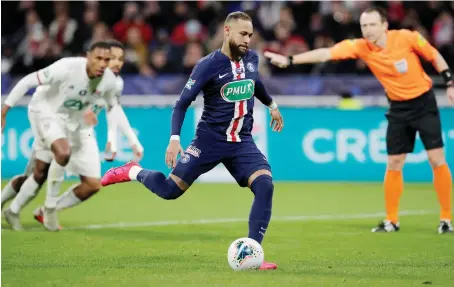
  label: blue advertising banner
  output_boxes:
[2,107,453,182]
[267,108,454,182]
[1,107,195,178]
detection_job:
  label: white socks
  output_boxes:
[128,166,143,181]
[9,175,39,214]
[56,185,81,210]
[1,175,20,208]
[46,160,66,208]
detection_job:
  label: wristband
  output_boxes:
[288,56,293,67]
[170,135,180,141]
[440,69,453,87]
[269,101,278,110]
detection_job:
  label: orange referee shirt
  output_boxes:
[329,29,439,101]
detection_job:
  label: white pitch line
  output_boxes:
[11,209,436,232]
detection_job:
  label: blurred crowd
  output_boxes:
[2,1,454,77]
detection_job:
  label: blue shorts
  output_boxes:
[171,129,271,187]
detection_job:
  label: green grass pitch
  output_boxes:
[1,181,453,286]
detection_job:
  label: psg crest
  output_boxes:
[247,62,255,72]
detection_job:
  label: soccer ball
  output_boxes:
[227,237,264,271]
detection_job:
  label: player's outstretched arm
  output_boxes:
[1,72,43,132]
[2,59,67,132]
[264,39,359,69]
[264,49,331,68]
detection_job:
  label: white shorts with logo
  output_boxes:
[28,110,101,178]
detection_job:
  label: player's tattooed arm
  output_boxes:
[171,60,211,139]
[167,59,211,168]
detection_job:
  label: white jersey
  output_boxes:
[29,57,117,131]
[115,76,124,102]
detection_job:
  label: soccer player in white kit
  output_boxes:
[1,41,119,231]
[32,40,144,230]
[104,40,144,162]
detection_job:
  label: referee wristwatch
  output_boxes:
[441,69,453,87]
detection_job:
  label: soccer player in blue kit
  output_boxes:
[101,11,284,270]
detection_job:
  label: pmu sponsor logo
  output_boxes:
[220,79,255,102]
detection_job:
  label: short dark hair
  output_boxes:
[89,41,111,51]
[363,7,388,23]
[106,39,124,51]
[225,11,252,25]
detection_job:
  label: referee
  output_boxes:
[265,7,453,234]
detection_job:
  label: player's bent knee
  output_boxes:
[160,177,185,200]
[51,138,71,166]
[387,154,406,171]
[248,169,272,188]
[169,174,189,191]
[427,148,446,168]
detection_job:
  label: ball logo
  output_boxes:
[234,241,254,265]
[220,79,255,102]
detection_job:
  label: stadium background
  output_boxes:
[2,0,454,182]
[2,2,454,286]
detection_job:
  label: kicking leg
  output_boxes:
[101,162,188,200]
[102,135,219,200]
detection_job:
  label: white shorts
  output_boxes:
[65,129,101,179]
[28,110,66,163]
[28,110,101,178]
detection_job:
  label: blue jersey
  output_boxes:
[171,49,273,142]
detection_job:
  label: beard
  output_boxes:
[229,39,247,59]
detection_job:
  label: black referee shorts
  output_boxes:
[385,89,444,155]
